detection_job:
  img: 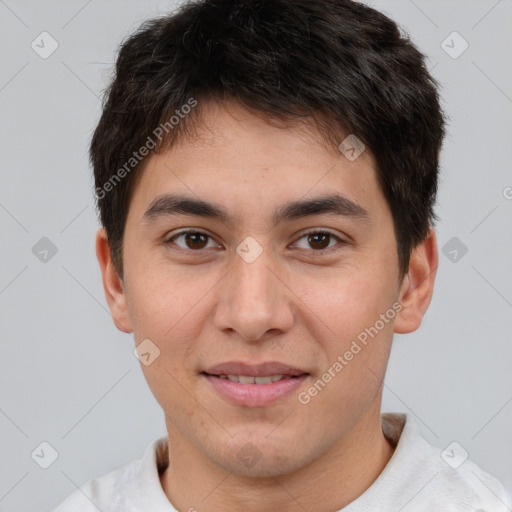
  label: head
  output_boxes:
[94,0,443,478]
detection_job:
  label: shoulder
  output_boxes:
[52,459,134,512]
[52,437,168,512]
[354,413,511,511]
[54,462,127,512]
[427,448,510,511]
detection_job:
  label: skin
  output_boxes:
[97,100,438,512]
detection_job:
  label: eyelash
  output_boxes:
[165,228,346,255]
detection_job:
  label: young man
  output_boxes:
[54,0,509,510]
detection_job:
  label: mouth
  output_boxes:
[202,373,302,384]
[201,361,310,406]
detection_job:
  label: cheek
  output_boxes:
[297,288,395,431]
[292,266,398,347]
[291,266,397,404]
[124,260,216,343]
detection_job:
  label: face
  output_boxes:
[98,100,435,478]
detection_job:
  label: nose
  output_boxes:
[213,247,295,342]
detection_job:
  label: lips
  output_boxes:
[203,361,308,378]
[213,374,291,384]
[201,361,310,406]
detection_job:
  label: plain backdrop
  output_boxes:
[0,1,511,511]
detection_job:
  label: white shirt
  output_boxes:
[53,413,510,511]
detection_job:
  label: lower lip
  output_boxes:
[203,374,309,407]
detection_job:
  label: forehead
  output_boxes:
[128,101,387,225]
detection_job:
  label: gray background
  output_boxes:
[0,0,511,511]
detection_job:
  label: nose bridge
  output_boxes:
[214,245,294,341]
[233,251,273,304]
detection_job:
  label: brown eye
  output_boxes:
[168,230,220,251]
[307,232,331,250]
[293,230,342,252]
[184,232,209,249]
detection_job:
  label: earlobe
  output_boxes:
[394,228,438,334]
[95,228,133,333]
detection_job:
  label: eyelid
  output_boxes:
[165,227,347,253]
[290,229,346,252]
[165,228,223,249]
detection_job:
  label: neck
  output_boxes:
[160,400,395,512]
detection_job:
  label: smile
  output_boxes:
[201,361,310,406]
[210,374,297,384]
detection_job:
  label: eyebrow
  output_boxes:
[143,193,370,226]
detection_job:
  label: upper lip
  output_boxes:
[203,361,309,377]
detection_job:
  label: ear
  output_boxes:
[394,228,438,334]
[96,227,133,333]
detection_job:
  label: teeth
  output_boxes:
[219,374,287,384]
[255,376,273,384]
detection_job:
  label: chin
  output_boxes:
[208,435,314,478]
